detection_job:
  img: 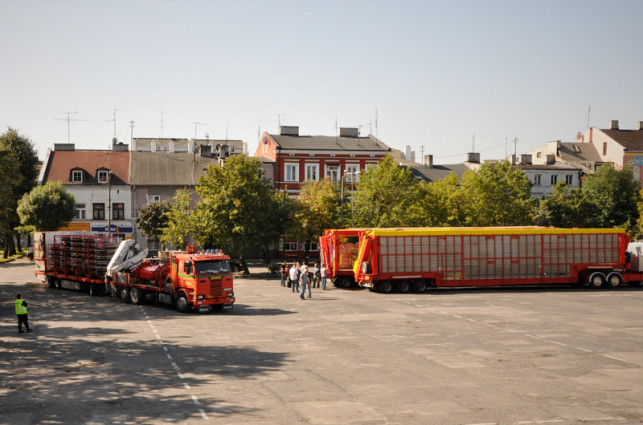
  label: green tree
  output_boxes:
[0,128,39,256]
[353,154,418,227]
[582,164,640,229]
[159,189,195,250]
[406,173,465,227]
[293,178,342,254]
[196,155,282,263]
[461,161,535,226]
[17,181,75,231]
[538,181,600,227]
[136,201,170,246]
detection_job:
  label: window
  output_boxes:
[97,170,110,184]
[602,142,607,156]
[284,242,298,251]
[534,174,542,186]
[285,163,299,182]
[113,203,125,220]
[93,203,105,220]
[71,170,83,183]
[304,164,319,181]
[364,163,377,173]
[147,194,161,203]
[550,175,558,185]
[306,242,319,251]
[183,261,193,275]
[536,152,542,158]
[325,165,339,182]
[74,204,85,220]
[345,165,360,183]
[565,175,573,185]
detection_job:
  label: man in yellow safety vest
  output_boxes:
[15,294,31,333]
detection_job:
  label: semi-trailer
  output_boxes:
[319,228,362,288]
[346,227,643,293]
[34,231,235,312]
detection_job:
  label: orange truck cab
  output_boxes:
[170,253,235,312]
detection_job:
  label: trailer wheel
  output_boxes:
[378,281,394,294]
[396,280,410,293]
[605,272,623,289]
[413,280,427,292]
[176,294,190,313]
[119,287,131,303]
[336,277,353,289]
[588,272,606,289]
[47,276,56,289]
[130,287,144,305]
[89,283,101,296]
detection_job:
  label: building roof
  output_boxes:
[43,150,130,184]
[407,163,471,182]
[558,142,602,163]
[129,151,221,186]
[133,138,245,154]
[600,128,643,152]
[514,162,582,171]
[271,134,390,152]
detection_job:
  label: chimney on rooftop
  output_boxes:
[520,154,532,165]
[639,121,643,130]
[280,126,299,136]
[609,120,619,130]
[424,154,433,168]
[54,143,75,151]
[467,152,480,164]
[339,127,359,137]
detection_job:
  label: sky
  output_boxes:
[1,0,642,164]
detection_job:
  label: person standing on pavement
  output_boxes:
[280,261,288,287]
[299,267,311,299]
[320,264,328,290]
[289,263,300,293]
[15,294,31,333]
[312,263,320,288]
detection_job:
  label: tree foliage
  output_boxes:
[195,155,282,257]
[353,154,418,227]
[293,178,342,248]
[17,181,75,231]
[461,161,535,226]
[405,173,465,227]
[136,201,170,239]
[159,189,195,250]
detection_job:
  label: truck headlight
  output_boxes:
[227,292,234,298]
[197,295,204,300]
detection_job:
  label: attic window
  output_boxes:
[572,145,580,153]
[97,170,110,184]
[71,170,83,183]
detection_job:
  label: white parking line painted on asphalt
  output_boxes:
[548,341,567,346]
[518,420,564,424]
[575,347,592,352]
[177,372,184,379]
[171,362,179,370]
[184,383,191,390]
[167,353,173,360]
[191,395,200,405]
[199,409,208,420]
[525,334,540,339]
[601,354,627,363]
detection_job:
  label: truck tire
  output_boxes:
[605,272,623,289]
[588,272,606,289]
[335,277,353,289]
[130,287,144,305]
[119,287,131,303]
[176,294,190,313]
[413,280,427,292]
[396,280,410,293]
[378,281,394,294]
[47,276,56,289]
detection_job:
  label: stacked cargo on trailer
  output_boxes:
[352,227,642,293]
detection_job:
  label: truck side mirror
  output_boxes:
[184,261,193,275]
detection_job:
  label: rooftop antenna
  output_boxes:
[472,133,476,152]
[129,120,135,143]
[276,113,285,129]
[160,109,164,138]
[56,111,87,143]
[191,121,209,139]
[375,109,378,136]
[586,105,591,129]
[420,145,425,161]
[513,137,518,163]
[105,108,121,140]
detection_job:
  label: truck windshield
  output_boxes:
[195,260,231,275]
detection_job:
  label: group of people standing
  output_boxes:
[280,261,328,300]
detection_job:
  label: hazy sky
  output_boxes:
[1,0,642,163]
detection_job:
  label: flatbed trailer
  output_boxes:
[352,227,643,293]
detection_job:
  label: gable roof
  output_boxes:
[600,128,643,152]
[271,134,390,152]
[43,150,130,184]
[558,142,602,163]
[129,151,220,186]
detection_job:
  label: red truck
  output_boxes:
[319,228,363,288]
[347,227,643,293]
[34,231,235,312]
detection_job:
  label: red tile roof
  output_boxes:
[44,150,130,184]
[601,129,643,152]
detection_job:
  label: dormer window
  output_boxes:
[97,170,110,184]
[71,170,83,183]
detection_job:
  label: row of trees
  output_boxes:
[138,153,641,260]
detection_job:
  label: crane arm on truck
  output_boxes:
[106,239,148,278]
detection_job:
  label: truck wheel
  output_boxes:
[336,277,352,289]
[47,276,56,288]
[119,287,131,303]
[396,280,410,293]
[130,287,144,305]
[588,272,606,289]
[176,294,190,313]
[605,272,623,289]
[413,280,427,292]
[378,281,393,294]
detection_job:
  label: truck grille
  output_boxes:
[209,279,222,297]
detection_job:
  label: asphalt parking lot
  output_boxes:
[1,259,642,425]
